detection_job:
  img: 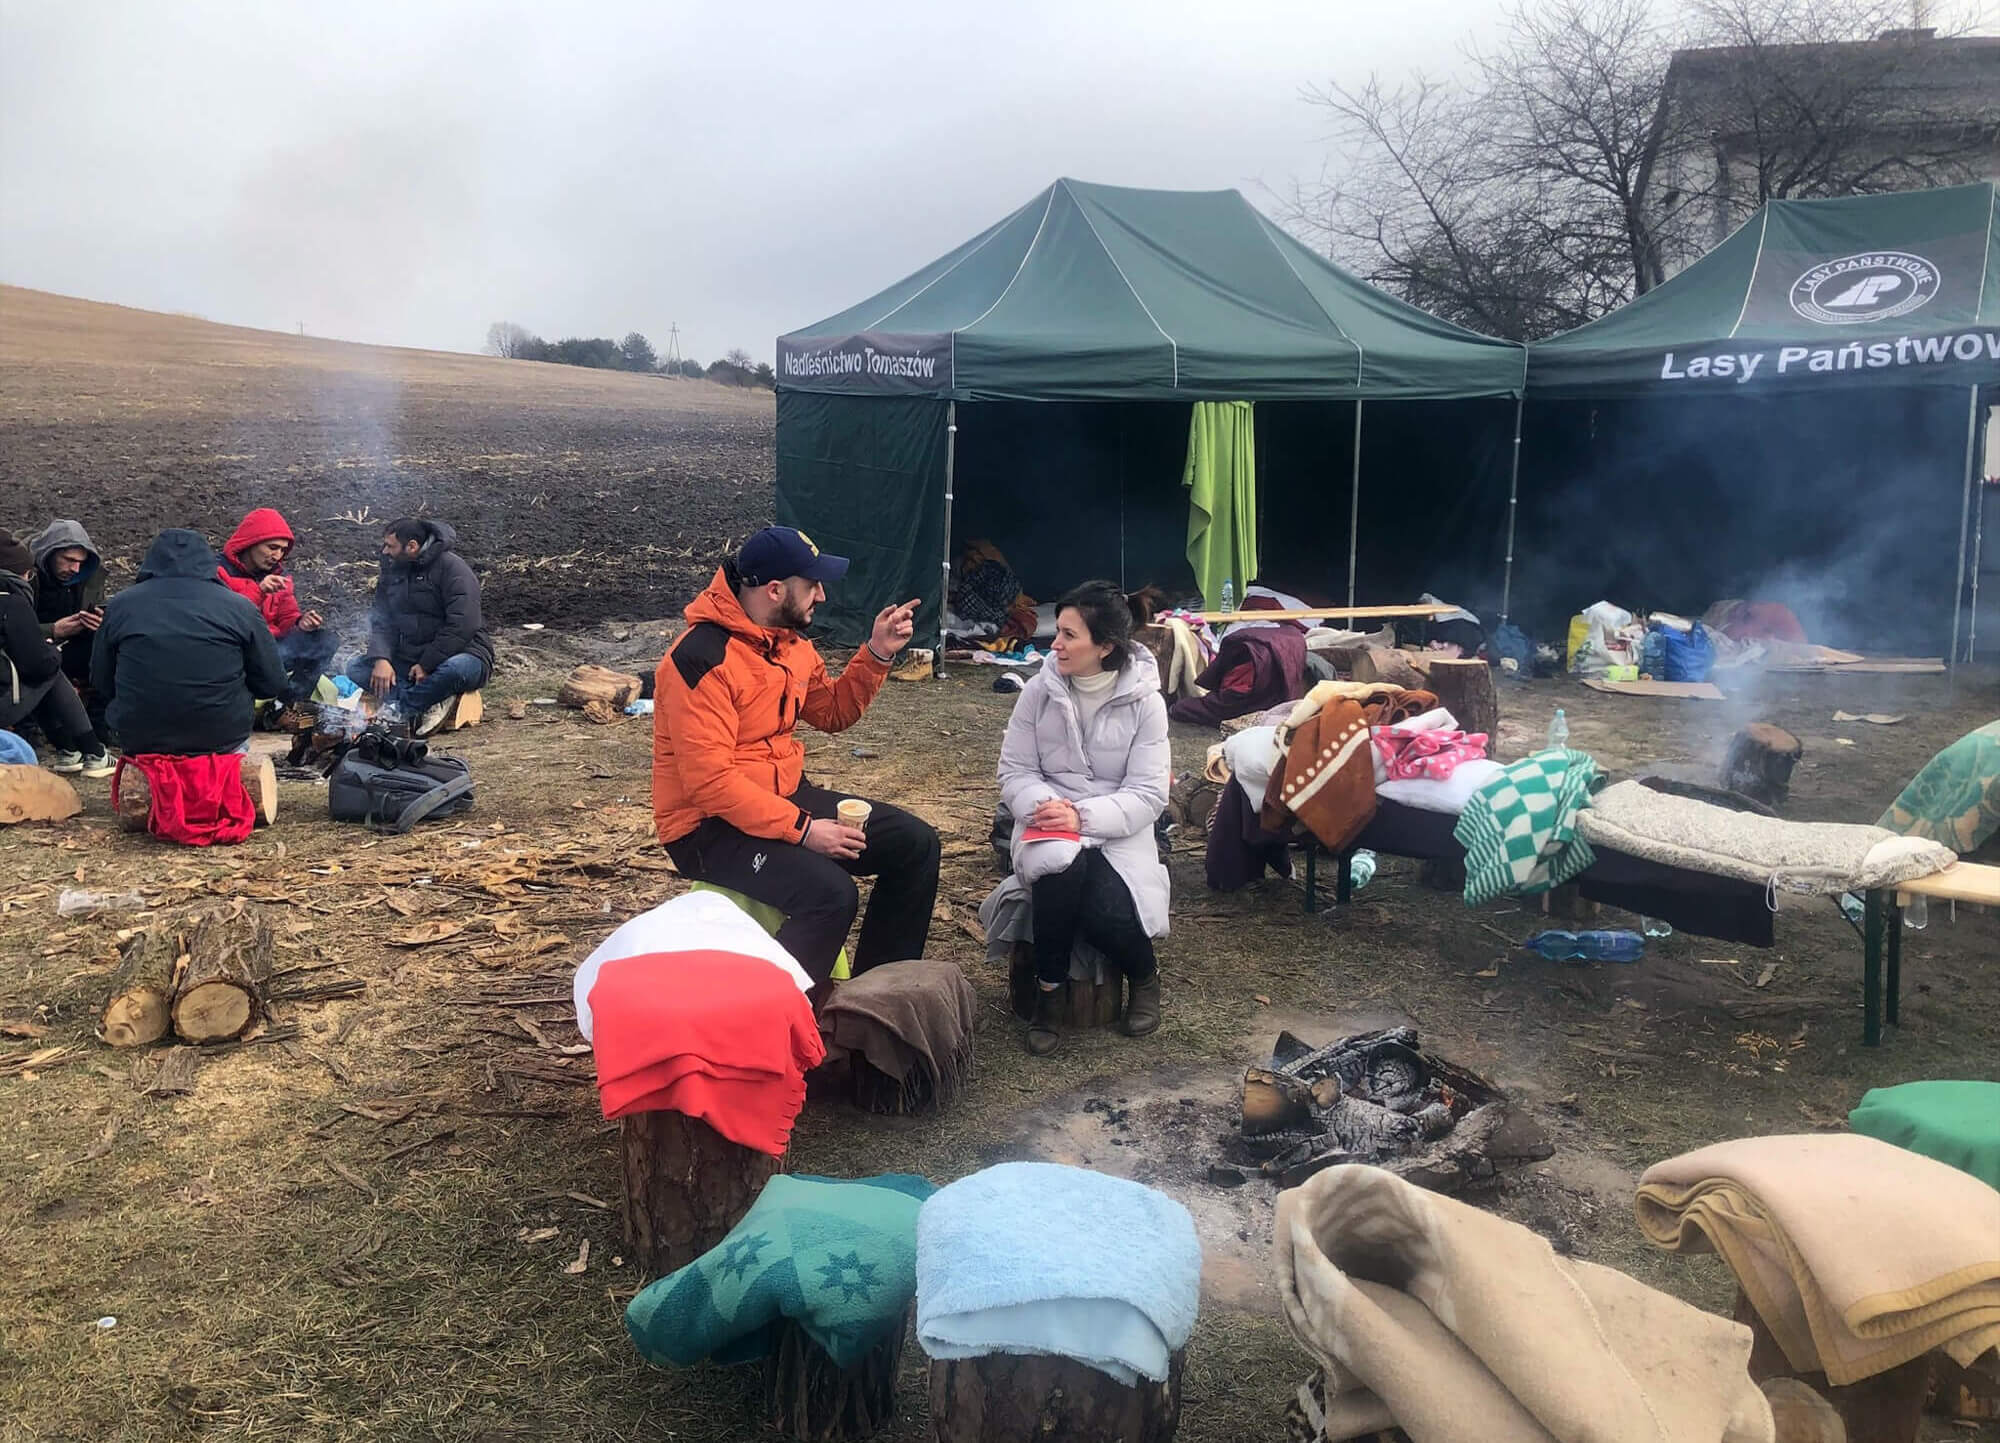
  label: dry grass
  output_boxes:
[5,646,1997,1441]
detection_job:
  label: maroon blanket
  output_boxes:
[1168,627,1306,728]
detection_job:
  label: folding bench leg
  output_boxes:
[1886,896,1901,1028]
[1861,889,1885,1047]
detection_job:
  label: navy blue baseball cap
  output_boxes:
[737,526,849,585]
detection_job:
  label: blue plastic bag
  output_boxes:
[0,730,37,767]
[1659,622,1715,683]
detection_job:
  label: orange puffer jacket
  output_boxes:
[651,569,888,845]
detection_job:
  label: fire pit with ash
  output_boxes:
[1219,1026,1546,1193]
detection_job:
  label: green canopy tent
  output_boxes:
[1523,183,1998,660]
[775,178,1527,644]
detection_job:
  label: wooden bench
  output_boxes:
[1860,861,2000,1047]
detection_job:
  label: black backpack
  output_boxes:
[329,749,475,832]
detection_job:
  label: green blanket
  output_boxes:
[1183,400,1257,612]
[1850,1081,2000,1191]
[1454,748,1600,905]
[1878,720,2000,855]
[626,1173,934,1370]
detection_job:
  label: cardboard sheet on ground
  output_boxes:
[1581,679,1726,700]
[1832,711,1906,725]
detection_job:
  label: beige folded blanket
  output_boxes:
[1577,780,1956,896]
[1636,1133,2000,1386]
[1276,1165,1772,1442]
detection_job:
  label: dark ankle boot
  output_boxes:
[1026,986,1063,1056]
[1124,972,1162,1037]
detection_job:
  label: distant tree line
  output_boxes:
[485,322,775,387]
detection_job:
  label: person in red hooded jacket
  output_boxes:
[217,508,339,703]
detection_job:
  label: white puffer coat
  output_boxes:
[997,646,1172,936]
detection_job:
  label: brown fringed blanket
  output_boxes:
[820,959,976,1110]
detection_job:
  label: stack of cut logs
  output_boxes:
[100,908,273,1047]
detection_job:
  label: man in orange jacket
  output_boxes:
[653,527,938,989]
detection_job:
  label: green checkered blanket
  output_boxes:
[625,1173,934,1371]
[1454,748,1600,905]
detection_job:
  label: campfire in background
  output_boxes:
[279,698,372,778]
[1221,1026,1547,1193]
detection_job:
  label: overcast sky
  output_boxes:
[1,1,1987,364]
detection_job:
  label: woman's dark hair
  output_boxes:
[1056,579,1133,670]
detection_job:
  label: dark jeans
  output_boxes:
[345,652,489,715]
[53,634,110,738]
[1030,848,1158,988]
[0,673,100,755]
[666,781,941,990]
[276,626,340,702]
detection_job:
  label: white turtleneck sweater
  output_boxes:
[1068,666,1118,731]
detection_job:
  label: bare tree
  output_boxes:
[1296,0,1999,339]
[724,347,754,370]
[486,321,537,359]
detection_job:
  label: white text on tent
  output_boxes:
[1660,332,2000,382]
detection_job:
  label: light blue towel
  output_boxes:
[916,1162,1201,1385]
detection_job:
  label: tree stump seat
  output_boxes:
[116,754,277,833]
[927,1348,1186,1443]
[621,1111,780,1277]
[1007,941,1124,1030]
[762,1307,911,1442]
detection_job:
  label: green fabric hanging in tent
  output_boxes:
[1184,400,1257,611]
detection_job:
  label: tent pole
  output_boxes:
[1948,385,1977,681]
[1499,394,1524,626]
[938,399,957,679]
[1346,399,1364,611]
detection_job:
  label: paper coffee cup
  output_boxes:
[836,799,872,829]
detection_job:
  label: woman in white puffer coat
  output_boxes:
[997,581,1171,1055]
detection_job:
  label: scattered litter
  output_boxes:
[622,699,653,716]
[1835,738,1856,747]
[1832,711,1904,725]
[530,697,560,706]
[851,747,880,759]
[95,1317,116,1330]
[1698,957,1740,967]
[562,1239,591,1275]
[521,623,545,631]
[1348,850,1377,889]
[1754,963,1779,989]
[55,889,147,917]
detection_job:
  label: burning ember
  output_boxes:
[1220,1027,1541,1192]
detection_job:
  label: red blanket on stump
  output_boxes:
[113,754,254,847]
[586,948,824,1155]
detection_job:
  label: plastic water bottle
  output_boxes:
[1904,894,1928,930]
[1547,708,1569,751]
[1348,850,1377,890]
[1220,579,1235,616]
[1641,915,1673,938]
[1522,929,1645,963]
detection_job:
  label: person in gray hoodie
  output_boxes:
[998,580,1171,1055]
[29,519,109,734]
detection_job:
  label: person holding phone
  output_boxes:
[651,526,939,990]
[28,519,111,746]
[997,580,1170,1055]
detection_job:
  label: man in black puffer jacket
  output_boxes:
[346,518,495,736]
[91,530,287,756]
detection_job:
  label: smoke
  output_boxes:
[1509,387,1972,655]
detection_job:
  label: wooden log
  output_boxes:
[1427,657,1499,740]
[620,1110,779,1276]
[557,664,644,710]
[1721,724,1804,808]
[928,1347,1185,1443]
[1167,774,1218,832]
[0,764,82,825]
[241,754,278,826]
[100,929,176,1047]
[1351,649,1424,690]
[1008,942,1122,1027]
[115,765,151,832]
[444,689,483,730]
[762,1308,909,1442]
[1736,1290,1926,1443]
[170,908,272,1044]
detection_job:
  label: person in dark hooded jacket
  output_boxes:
[345,518,494,735]
[1,530,113,775]
[92,529,286,756]
[29,519,110,731]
